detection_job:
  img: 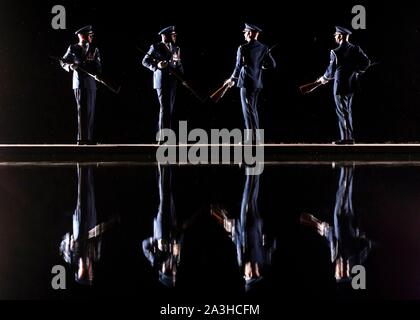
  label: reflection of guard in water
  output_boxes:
[301,165,372,282]
[60,165,115,285]
[142,164,182,287]
[211,169,277,291]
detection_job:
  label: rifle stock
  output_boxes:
[210,82,231,103]
[300,213,321,227]
[299,80,322,94]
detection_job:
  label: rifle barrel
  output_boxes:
[50,56,120,94]
[137,46,206,103]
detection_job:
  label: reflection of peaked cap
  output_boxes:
[159,271,175,287]
[75,272,93,286]
[334,26,352,35]
[243,23,262,33]
[75,25,94,35]
[335,239,373,282]
[75,258,94,286]
[245,276,263,292]
[158,26,176,35]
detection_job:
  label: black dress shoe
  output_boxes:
[333,139,355,145]
[77,140,96,145]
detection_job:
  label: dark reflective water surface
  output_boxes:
[1,162,419,300]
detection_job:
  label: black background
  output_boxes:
[1,0,420,307]
[1,0,419,143]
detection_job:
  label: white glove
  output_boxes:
[224,78,235,87]
[157,61,168,69]
[317,76,328,85]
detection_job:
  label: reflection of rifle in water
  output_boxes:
[87,219,118,239]
[60,216,120,265]
[300,213,330,237]
[137,46,206,103]
[49,56,121,94]
[210,204,235,235]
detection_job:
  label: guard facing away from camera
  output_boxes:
[224,23,276,144]
[211,169,277,291]
[300,165,373,282]
[142,26,184,142]
[60,25,102,145]
[317,26,370,145]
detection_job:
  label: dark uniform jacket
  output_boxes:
[231,40,276,90]
[61,43,102,90]
[323,41,370,95]
[142,42,184,89]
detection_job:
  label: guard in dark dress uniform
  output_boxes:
[225,23,276,143]
[318,26,370,144]
[300,165,372,282]
[142,26,184,142]
[61,25,102,145]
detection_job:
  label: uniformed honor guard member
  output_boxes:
[142,26,184,142]
[225,23,276,144]
[61,25,102,145]
[317,26,370,145]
